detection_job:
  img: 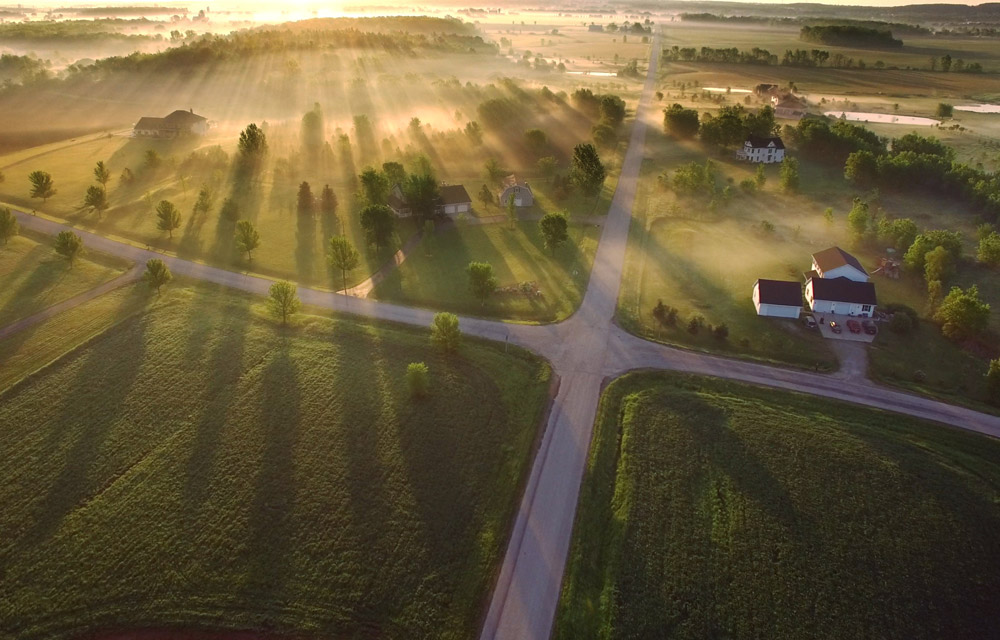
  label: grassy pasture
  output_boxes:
[555,371,1000,640]
[0,229,130,328]
[0,282,551,640]
[375,220,601,323]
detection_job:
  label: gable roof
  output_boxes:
[134,116,166,130]
[775,97,806,110]
[812,246,868,276]
[755,279,803,307]
[745,134,785,150]
[440,184,471,205]
[808,276,877,305]
[163,109,207,125]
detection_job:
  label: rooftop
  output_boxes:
[809,276,877,305]
[745,134,785,150]
[755,279,804,307]
[812,246,868,276]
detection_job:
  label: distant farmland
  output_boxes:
[555,372,1000,640]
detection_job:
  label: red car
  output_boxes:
[847,319,862,334]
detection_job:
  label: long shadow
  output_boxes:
[295,210,317,282]
[242,335,300,605]
[0,245,70,324]
[21,296,151,545]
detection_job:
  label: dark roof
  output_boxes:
[809,276,877,305]
[163,109,207,125]
[134,116,166,130]
[745,134,785,150]
[812,246,868,276]
[755,279,803,307]
[440,184,471,205]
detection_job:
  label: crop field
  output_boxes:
[376,220,601,322]
[0,229,130,328]
[0,284,551,640]
[555,372,1000,640]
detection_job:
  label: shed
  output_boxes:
[753,279,803,318]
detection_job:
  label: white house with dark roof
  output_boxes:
[753,279,803,318]
[387,182,472,217]
[735,135,785,164]
[133,109,208,138]
[811,246,869,282]
[498,174,534,208]
[805,276,877,317]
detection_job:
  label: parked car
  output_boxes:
[829,320,842,334]
[863,320,878,335]
[847,319,862,334]
[803,315,817,329]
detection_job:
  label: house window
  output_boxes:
[862,304,872,312]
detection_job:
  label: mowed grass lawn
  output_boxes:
[375,220,601,322]
[555,372,1000,640]
[0,230,130,328]
[0,284,551,640]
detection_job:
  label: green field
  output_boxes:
[0,284,551,640]
[376,220,601,322]
[555,372,1000,640]
[0,229,130,328]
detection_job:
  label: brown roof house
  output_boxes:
[772,94,807,120]
[811,247,869,282]
[498,174,534,208]
[133,109,209,138]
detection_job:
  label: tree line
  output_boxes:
[799,25,903,48]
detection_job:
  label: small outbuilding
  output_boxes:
[811,246,869,282]
[498,174,534,208]
[806,276,877,317]
[735,135,785,164]
[752,279,803,318]
[439,184,472,215]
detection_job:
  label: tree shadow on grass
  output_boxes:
[0,246,70,326]
[295,211,317,284]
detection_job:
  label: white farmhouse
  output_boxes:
[752,279,803,318]
[811,246,869,282]
[805,276,877,317]
[735,135,785,164]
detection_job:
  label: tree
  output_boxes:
[539,212,569,254]
[505,193,517,229]
[382,161,406,186]
[524,128,548,155]
[537,156,558,180]
[321,184,338,220]
[193,185,213,216]
[360,203,395,249]
[94,161,111,187]
[484,158,507,186]
[570,143,606,198]
[220,197,239,220]
[406,362,429,398]
[359,167,390,205]
[478,184,494,209]
[28,171,55,202]
[924,245,954,284]
[267,280,300,324]
[83,185,109,218]
[904,230,963,270]
[986,359,1000,405]
[599,94,627,126]
[465,121,484,145]
[431,312,461,352]
[978,232,1000,267]
[940,55,952,72]
[779,157,800,192]
[143,258,172,294]
[235,219,261,261]
[592,122,618,149]
[754,164,767,188]
[297,181,314,217]
[402,172,441,223]
[327,235,360,292]
[54,230,83,266]
[927,279,943,313]
[300,103,324,157]
[0,207,18,245]
[844,150,879,186]
[847,198,870,238]
[935,285,990,341]
[238,123,268,159]
[663,103,699,138]
[467,261,498,305]
[155,200,181,238]
[935,103,953,118]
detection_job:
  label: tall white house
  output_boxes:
[735,135,785,164]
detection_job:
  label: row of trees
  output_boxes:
[661,45,885,69]
[663,103,779,149]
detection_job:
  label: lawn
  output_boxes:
[555,371,1000,640]
[0,229,130,328]
[374,220,601,322]
[0,283,551,640]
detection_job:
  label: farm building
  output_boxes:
[752,279,803,318]
[773,95,808,120]
[133,109,208,138]
[805,276,877,317]
[811,246,869,282]
[754,83,779,97]
[735,135,785,164]
[588,24,604,32]
[498,175,534,208]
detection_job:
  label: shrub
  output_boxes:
[913,369,927,383]
[713,324,729,341]
[431,312,461,352]
[687,315,705,335]
[406,362,429,398]
[889,312,914,335]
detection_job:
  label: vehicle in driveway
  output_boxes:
[863,320,878,335]
[847,319,862,334]
[803,314,817,329]
[830,320,842,334]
